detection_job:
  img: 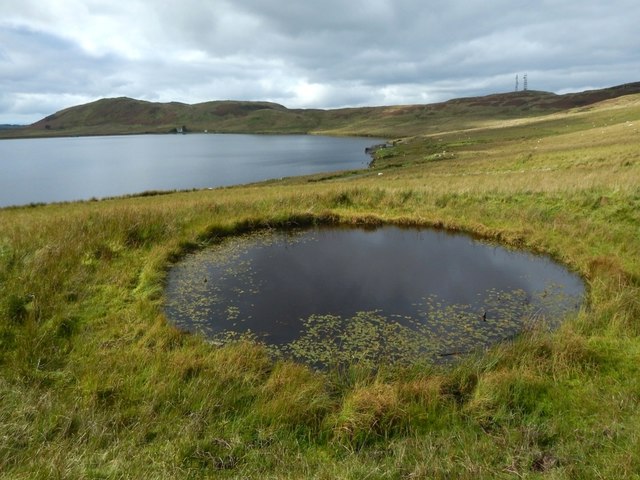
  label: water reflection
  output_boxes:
[0,134,380,207]
[165,226,585,366]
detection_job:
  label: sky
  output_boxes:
[1,0,638,124]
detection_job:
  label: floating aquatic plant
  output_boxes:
[165,227,583,369]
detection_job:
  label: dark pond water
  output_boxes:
[165,226,585,366]
[0,134,381,207]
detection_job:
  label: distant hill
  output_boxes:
[0,124,24,130]
[3,82,640,139]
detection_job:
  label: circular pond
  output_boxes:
[165,226,584,366]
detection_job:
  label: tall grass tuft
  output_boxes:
[1,91,639,477]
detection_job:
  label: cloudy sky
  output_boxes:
[1,0,638,124]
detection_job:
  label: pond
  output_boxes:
[0,134,381,207]
[165,226,585,367]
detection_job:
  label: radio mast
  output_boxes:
[515,74,519,92]
[523,73,528,91]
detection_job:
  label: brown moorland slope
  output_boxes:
[3,81,639,139]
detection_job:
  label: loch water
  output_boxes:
[0,134,381,207]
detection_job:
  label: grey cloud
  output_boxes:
[0,0,638,123]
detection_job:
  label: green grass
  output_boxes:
[1,92,640,478]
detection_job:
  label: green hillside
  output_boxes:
[1,84,640,478]
[3,81,640,139]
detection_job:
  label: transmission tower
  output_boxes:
[523,73,528,91]
[515,74,519,92]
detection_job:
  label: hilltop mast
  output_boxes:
[523,73,528,91]
[515,74,519,92]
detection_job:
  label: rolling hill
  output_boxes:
[2,81,640,139]
[1,77,640,478]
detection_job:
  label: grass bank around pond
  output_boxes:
[1,94,640,478]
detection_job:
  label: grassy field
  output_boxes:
[1,92,640,478]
